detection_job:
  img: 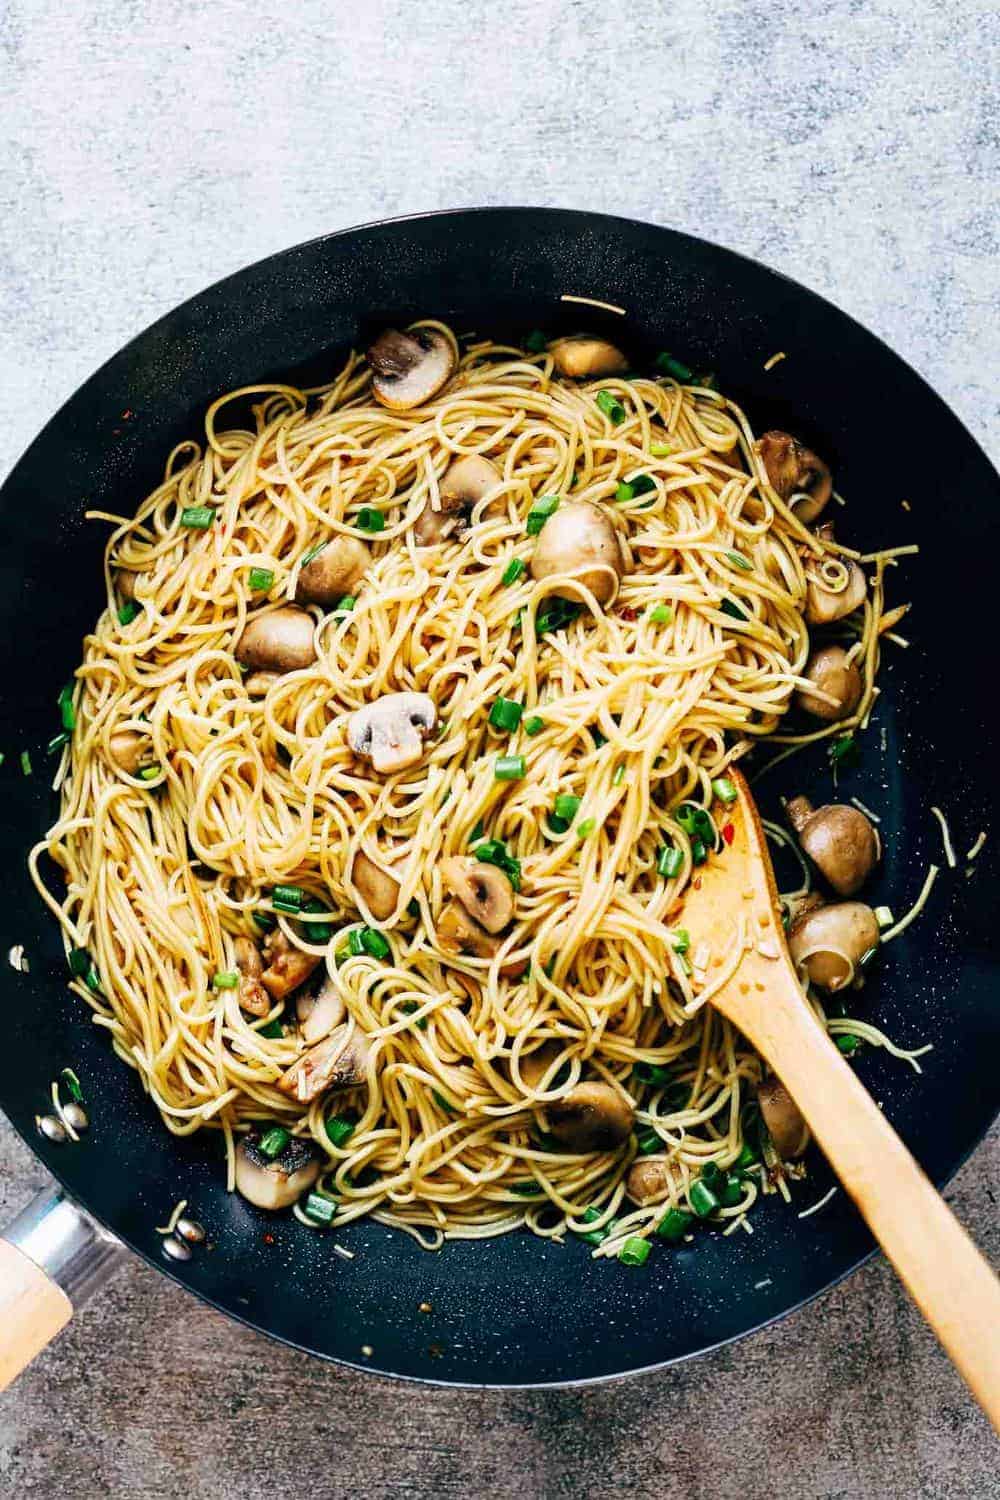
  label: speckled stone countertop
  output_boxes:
[1,1,998,1495]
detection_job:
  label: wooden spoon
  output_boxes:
[680,768,1000,1432]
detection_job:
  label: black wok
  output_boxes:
[1,208,997,1387]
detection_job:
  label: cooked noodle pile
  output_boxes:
[31,323,908,1254]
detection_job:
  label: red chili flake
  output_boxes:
[122,409,133,419]
[618,606,639,622]
[722,823,735,845]
[262,1232,275,1245]
[693,877,702,890]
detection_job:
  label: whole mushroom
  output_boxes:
[107,729,149,775]
[437,900,499,960]
[236,606,317,673]
[548,1082,634,1152]
[787,900,880,991]
[347,692,437,775]
[786,796,879,896]
[351,849,402,921]
[626,1156,672,1206]
[367,328,456,411]
[795,644,863,721]
[755,430,832,524]
[413,454,502,545]
[805,545,867,626]
[530,499,624,605]
[295,535,370,607]
[757,1077,810,1159]
[549,336,628,379]
[234,1132,321,1211]
[441,856,515,934]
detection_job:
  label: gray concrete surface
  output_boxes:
[1,0,998,1494]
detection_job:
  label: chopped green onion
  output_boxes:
[547,813,570,835]
[325,1115,356,1147]
[345,929,364,958]
[20,750,32,777]
[406,898,421,919]
[252,910,276,932]
[356,506,385,534]
[700,1160,722,1187]
[721,598,748,622]
[575,1205,613,1246]
[468,820,485,844]
[432,1090,455,1114]
[474,840,522,891]
[874,906,894,929]
[272,884,305,909]
[636,1128,661,1155]
[668,928,690,954]
[612,764,625,785]
[360,927,391,960]
[60,1068,84,1103]
[47,731,70,755]
[630,474,656,496]
[656,1206,693,1241]
[523,715,545,736]
[836,1033,861,1055]
[658,846,683,878]
[180,505,214,529]
[69,947,92,978]
[615,481,635,502]
[257,1017,283,1038]
[690,838,707,866]
[656,352,694,381]
[258,1126,290,1161]
[502,557,526,586]
[577,817,597,838]
[137,764,161,781]
[495,754,526,781]
[619,1236,651,1267]
[303,1192,337,1225]
[633,1061,672,1087]
[300,539,328,567]
[58,683,77,731]
[596,390,626,424]
[489,697,523,732]
[212,971,240,989]
[302,897,333,944]
[509,1181,543,1196]
[648,604,673,625]
[675,804,715,846]
[726,551,753,571]
[719,1173,744,1207]
[117,600,141,625]
[248,567,274,592]
[400,1000,428,1030]
[711,777,738,804]
[828,734,859,767]
[649,441,673,457]
[334,595,355,615]
[526,494,560,535]
[553,793,581,821]
[735,1142,759,1170]
[689,1179,720,1218]
[534,598,581,635]
[524,329,547,353]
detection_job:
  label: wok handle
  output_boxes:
[0,1186,123,1389]
[755,979,1000,1435]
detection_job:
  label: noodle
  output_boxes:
[29,326,908,1252]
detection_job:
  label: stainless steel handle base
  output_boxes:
[3,1184,123,1306]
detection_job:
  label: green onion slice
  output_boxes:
[117,600,141,626]
[711,776,738,804]
[689,1179,720,1218]
[325,1115,356,1147]
[489,697,523,732]
[501,558,526,586]
[303,1191,337,1225]
[523,715,545,736]
[619,1236,652,1266]
[356,507,385,533]
[656,1206,694,1241]
[258,1126,290,1160]
[212,971,240,989]
[648,604,673,625]
[494,754,526,781]
[60,1067,84,1103]
[526,494,560,535]
[553,793,581,821]
[656,352,694,381]
[248,567,274,592]
[524,329,547,353]
[657,845,683,878]
[180,505,214,529]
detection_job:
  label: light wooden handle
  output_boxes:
[756,984,1000,1433]
[0,1239,72,1389]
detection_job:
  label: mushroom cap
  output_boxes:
[517,1041,565,1091]
[548,1082,634,1152]
[788,901,880,990]
[441,855,514,934]
[368,328,456,411]
[351,849,402,922]
[347,692,437,774]
[529,499,624,605]
[234,1133,321,1211]
[278,1023,371,1103]
[296,974,347,1045]
[756,430,832,523]
[805,557,867,626]
[795,644,863,721]
[757,1077,810,1159]
[413,454,502,545]
[626,1156,672,1206]
[437,899,499,959]
[107,729,148,775]
[244,670,281,698]
[550,336,628,379]
[260,928,322,1000]
[236,606,317,673]
[787,797,879,897]
[295,535,370,607]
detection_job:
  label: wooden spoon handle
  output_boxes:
[755,979,1000,1432]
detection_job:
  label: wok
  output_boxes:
[1,208,997,1388]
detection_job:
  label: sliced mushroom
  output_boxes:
[244,670,280,698]
[116,569,137,602]
[787,900,880,991]
[260,928,322,1001]
[548,1082,634,1152]
[549,336,628,379]
[351,849,402,921]
[437,899,499,959]
[786,796,879,897]
[295,535,370,607]
[414,455,502,545]
[805,555,867,626]
[795,644,863,721]
[626,1156,672,1206]
[757,1077,810,1160]
[367,328,456,411]
[756,431,832,524]
[529,499,624,605]
[234,936,270,1017]
[441,856,514,934]
[278,1023,371,1103]
[236,606,316,673]
[346,692,437,775]
[107,730,148,775]
[517,1041,565,1091]
[234,1132,321,1211]
[296,973,347,1045]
